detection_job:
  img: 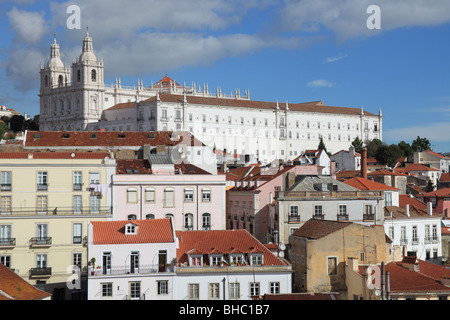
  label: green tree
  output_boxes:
[351,137,363,153]
[411,136,431,152]
[366,138,383,158]
[397,141,413,157]
[318,137,327,153]
[0,121,8,140]
[375,144,403,168]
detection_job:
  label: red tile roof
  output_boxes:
[368,169,408,177]
[175,229,287,266]
[0,264,51,300]
[386,260,450,293]
[344,177,400,191]
[91,218,174,245]
[421,187,450,198]
[24,131,203,148]
[399,194,426,210]
[0,152,110,159]
[291,219,352,240]
[440,173,450,182]
[396,163,439,173]
[115,159,210,175]
[143,93,378,116]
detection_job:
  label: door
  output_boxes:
[158,250,167,272]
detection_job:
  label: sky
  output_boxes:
[0,0,450,153]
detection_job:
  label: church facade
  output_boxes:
[39,33,383,164]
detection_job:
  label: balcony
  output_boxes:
[1,184,11,191]
[288,215,301,223]
[30,267,52,277]
[3,206,112,217]
[400,238,408,246]
[363,213,375,221]
[37,184,48,191]
[89,264,175,277]
[30,237,52,247]
[425,237,439,244]
[337,214,349,221]
[313,214,324,220]
[73,183,83,191]
[0,238,16,247]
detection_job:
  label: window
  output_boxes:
[130,251,139,273]
[73,172,82,190]
[190,256,202,266]
[270,282,280,294]
[188,283,200,299]
[412,226,418,243]
[37,196,48,214]
[338,205,347,216]
[0,255,11,268]
[202,188,211,202]
[36,224,48,243]
[146,214,155,220]
[36,254,47,269]
[314,205,323,218]
[202,213,211,230]
[158,281,168,295]
[432,225,438,241]
[127,188,138,203]
[102,252,111,275]
[145,188,155,203]
[250,282,260,297]
[73,253,82,269]
[37,171,48,191]
[91,69,97,82]
[184,188,194,202]
[129,282,141,300]
[89,172,100,185]
[0,196,11,214]
[125,223,137,234]
[164,188,174,207]
[0,225,12,245]
[250,254,263,266]
[77,70,81,82]
[229,282,240,299]
[400,226,407,244]
[385,192,392,206]
[328,257,338,275]
[102,283,112,297]
[73,223,82,244]
[209,283,220,299]
[210,255,222,266]
[184,214,193,230]
[1,172,11,191]
[90,195,100,213]
[73,195,82,214]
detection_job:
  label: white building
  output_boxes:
[39,33,383,164]
[331,146,361,172]
[384,204,444,264]
[87,218,178,300]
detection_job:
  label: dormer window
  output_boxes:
[230,254,244,265]
[250,254,264,266]
[210,255,223,267]
[125,223,137,235]
[190,255,202,267]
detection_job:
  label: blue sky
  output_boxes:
[1,0,450,152]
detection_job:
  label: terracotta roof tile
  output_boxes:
[399,194,426,210]
[291,219,352,240]
[0,264,51,300]
[344,177,400,191]
[143,93,378,116]
[421,187,450,198]
[91,219,174,245]
[0,152,110,159]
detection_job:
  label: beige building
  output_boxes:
[289,219,392,299]
[0,152,115,299]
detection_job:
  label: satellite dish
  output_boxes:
[278,251,285,258]
[278,243,286,251]
[71,153,75,158]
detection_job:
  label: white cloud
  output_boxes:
[325,53,347,63]
[307,79,336,88]
[384,122,450,143]
[7,7,49,44]
[276,0,450,42]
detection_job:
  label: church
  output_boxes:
[39,32,383,164]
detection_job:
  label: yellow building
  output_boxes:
[0,152,115,300]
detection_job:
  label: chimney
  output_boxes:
[427,202,433,216]
[361,148,368,180]
[330,161,336,180]
[405,204,410,217]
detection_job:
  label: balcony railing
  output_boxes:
[37,184,48,191]
[313,214,324,220]
[30,237,52,246]
[425,237,439,244]
[30,267,52,277]
[89,264,176,277]
[288,215,301,223]
[400,238,408,246]
[0,238,16,247]
[363,213,375,221]
[337,214,349,221]
[0,206,112,217]
[1,184,11,191]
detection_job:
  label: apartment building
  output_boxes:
[112,157,226,231]
[0,152,115,299]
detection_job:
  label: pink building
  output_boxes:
[227,164,323,243]
[418,188,450,218]
[112,157,227,231]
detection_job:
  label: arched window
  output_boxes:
[165,213,173,220]
[77,70,81,82]
[202,213,211,230]
[184,213,193,230]
[44,75,48,87]
[91,69,97,82]
[127,214,137,220]
[58,75,63,86]
[146,214,155,220]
